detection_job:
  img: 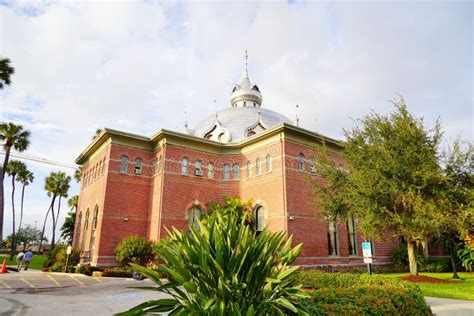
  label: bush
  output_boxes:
[75,264,101,276]
[296,270,419,291]
[299,285,431,316]
[420,257,451,273]
[102,267,133,278]
[295,270,431,315]
[117,198,307,315]
[390,243,409,269]
[115,235,155,266]
[43,244,80,272]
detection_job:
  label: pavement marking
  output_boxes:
[47,275,62,287]
[94,277,103,283]
[19,278,37,290]
[0,279,12,289]
[69,275,84,286]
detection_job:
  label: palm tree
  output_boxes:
[74,166,83,183]
[16,167,34,233]
[0,58,14,89]
[5,160,26,258]
[0,122,31,240]
[39,171,71,250]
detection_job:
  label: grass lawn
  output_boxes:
[0,254,48,270]
[379,272,474,301]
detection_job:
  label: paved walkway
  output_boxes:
[0,269,125,290]
[425,297,474,316]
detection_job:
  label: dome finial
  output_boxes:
[244,49,249,79]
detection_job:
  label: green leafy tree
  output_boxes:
[39,171,71,251]
[118,198,308,315]
[0,57,14,89]
[312,99,445,276]
[5,160,26,258]
[115,236,155,267]
[7,224,44,250]
[16,166,34,233]
[0,122,31,240]
[60,195,78,243]
[435,141,474,278]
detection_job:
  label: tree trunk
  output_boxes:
[50,194,57,249]
[0,145,11,241]
[407,240,418,276]
[9,175,16,260]
[39,204,53,252]
[55,196,62,242]
[421,238,429,262]
[449,239,460,280]
[18,183,25,232]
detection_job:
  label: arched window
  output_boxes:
[75,211,82,249]
[135,159,142,175]
[81,209,90,251]
[247,131,256,137]
[223,163,230,180]
[347,216,357,256]
[208,163,214,179]
[233,163,240,179]
[194,160,202,176]
[256,158,262,175]
[254,206,265,235]
[266,154,272,172]
[188,206,202,230]
[247,161,252,178]
[298,153,305,171]
[181,157,189,175]
[89,206,99,262]
[328,221,339,256]
[309,157,316,174]
[120,156,129,173]
[101,160,105,175]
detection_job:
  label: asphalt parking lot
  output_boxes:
[0,270,169,315]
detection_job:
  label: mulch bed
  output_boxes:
[398,275,454,284]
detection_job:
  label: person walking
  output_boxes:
[23,250,33,271]
[16,251,24,270]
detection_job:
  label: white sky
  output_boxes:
[0,0,472,239]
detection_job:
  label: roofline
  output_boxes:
[75,124,343,164]
[75,128,150,164]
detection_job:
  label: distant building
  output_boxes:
[73,57,397,267]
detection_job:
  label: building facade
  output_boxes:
[73,62,397,267]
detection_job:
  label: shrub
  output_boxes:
[294,270,431,315]
[296,270,419,292]
[390,243,409,269]
[75,264,101,276]
[115,235,155,267]
[44,244,80,272]
[420,257,451,273]
[117,198,308,315]
[102,267,133,278]
[299,285,431,316]
[458,243,474,271]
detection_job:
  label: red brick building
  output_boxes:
[73,62,397,267]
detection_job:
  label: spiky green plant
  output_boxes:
[117,198,308,315]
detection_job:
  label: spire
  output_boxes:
[244,49,249,79]
[295,104,300,127]
[184,111,188,129]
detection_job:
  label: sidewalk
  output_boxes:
[425,297,474,316]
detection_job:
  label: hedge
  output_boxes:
[294,270,432,316]
[102,267,133,278]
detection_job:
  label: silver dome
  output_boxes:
[193,107,293,143]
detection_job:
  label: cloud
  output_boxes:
[0,1,472,237]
